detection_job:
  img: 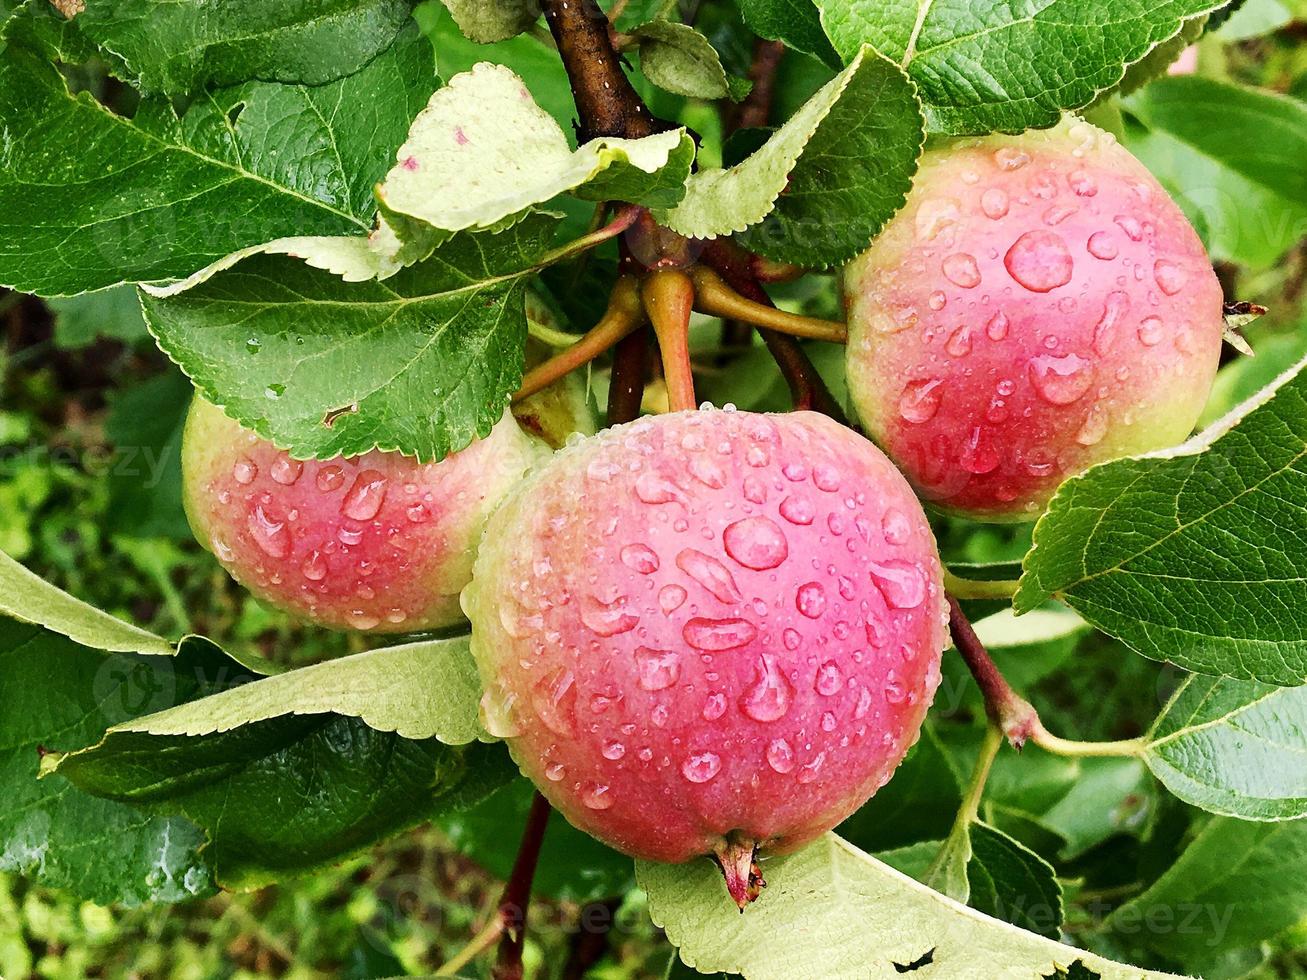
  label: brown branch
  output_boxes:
[690,266,847,343]
[492,792,553,980]
[540,0,663,142]
[730,39,786,131]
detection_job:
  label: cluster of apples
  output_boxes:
[183,119,1223,905]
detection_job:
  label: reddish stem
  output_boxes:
[492,792,553,980]
[946,595,1040,748]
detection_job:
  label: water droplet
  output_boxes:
[301,550,327,581]
[580,596,639,637]
[1004,231,1074,292]
[868,560,926,609]
[1138,316,1165,346]
[581,782,614,809]
[603,741,626,761]
[532,668,577,736]
[1068,170,1098,196]
[945,325,973,357]
[1028,352,1093,405]
[980,187,1010,219]
[1023,449,1058,477]
[479,687,521,737]
[683,617,757,651]
[796,582,826,619]
[702,692,726,720]
[545,762,566,781]
[815,661,843,696]
[915,197,961,241]
[248,504,289,558]
[689,455,726,489]
[855,686,873,719]
[779,495,815,526]
[960,426,1000,474]
[682,752,721,783]
[821,711,837,732]
[742,475,767,503]
[782,463,808,483]
[740,654,795,722]
[812,463,841,492]
[798,751,826,784]
[342,469,388,520]
[337,524,363,546]
[1154,260,1186,295]
[620,543,660,574]
[1087,231,1118,260]
[1043,205,1077,226]
[659,584,688,613]
[406,503,429,523]
[634,472,685,504]
[723,517,788,570]
[676,549,742,604]
[927,291,947,311]
[884,671,906,704]
[746,446,770,467]
[986,310,1009,341]
[1114,215,1144,241]
[899,378,944,424]
[245,337,261,354]
[348,611,381,630]
[986,397,1010,423]
[232,459,257,484]
[269,457,302,485]
[942,253,981,288]
[881,508,912,545]
[766,738,796,774]
[1076,403,1109,446]
[316,465,344,492]
[993,147,1030,171]
[1093,290,1130,355]
[635,647,682,691]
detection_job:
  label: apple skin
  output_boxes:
[844,116,1224,521]
[463,409,947,868]
[182,397,548,632]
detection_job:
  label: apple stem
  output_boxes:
[490,791,553,980]
[941,568,1020,601]
[643,269,699,413]
[714,835,766,911]
[514,277,645,402]
[924,723,1002,899]
[535,204,644,269]
[947,595,1146,757]
[691,266,848,343]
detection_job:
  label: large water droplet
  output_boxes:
[927,291,947,311]
[815,661,842,696]
[942,253,981,288]
[1075,403,1109,446]
[603,741,626,761]
[1004,231,1074,292]
[779,495,815,526]
[269,457,303,486]
[316,465,344,492]
[899,378,944,424]
[959,426,1000,475]
[532,668,577,736]
[1086,231,1118,260]
[742,475,767,504]
[620,543,660,574]
[342,470,388,521]
[868,559,926,609]
[740,654,794,722]
[723,517,788,570]
[634,472,685,505]
[884,670,906,704]
[1114,215,1144,241]
[635,646,682,691]
[766,738,796,774]
[797,751,826,785]
[1027,352,1093,405]
[683,617,757,651]
[1068,170,1098,196]
[1154,260,1186,296]
[812,463,841,492]
[301,550,327,581]
[232,459,257,485]
[479,686,521,738]
[581,781,614,809]
[945,325,974,357]
[1137,316,1165,346]
[544,762,566,781]
[248,505,290,559]
[980,187,1009,219]
[915,197,961,241]
[689,455,726,489]
[677,549,742,604]
[1093,290,1131,355]
[986,310,1010,341]
[580,596,639,636]
[796,582,827,619]
[881,508,912,545]
[659,584,687,613]
[681,752,721,783]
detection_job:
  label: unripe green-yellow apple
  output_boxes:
[182,397,547,632]
[844,116,1224,520]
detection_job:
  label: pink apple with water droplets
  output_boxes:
[844,116,1224,520]
[182,397,547,632]
[463,409,948,907]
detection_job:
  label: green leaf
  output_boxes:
[632,21,739,101]
[967,823,1064,940]
[376,62,694,243]
[437,0,539,42]
[1142,674,1307,820]
[814,0,1228,134]
[1016,357,1307,685]
[63,0,415,96]
[1101,816,1307,975]
[638,834,1173,979]
[1123,77,1307,269]
[0,22,436,296]
[657,46,923,269]
[1041,757,1155,859]
[142,215,558,462]
[47,286,149,348]
[737,0,841,67]
[53,714,514,891]
[104,370,193,540]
